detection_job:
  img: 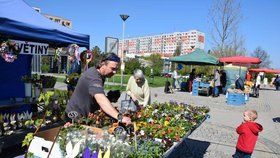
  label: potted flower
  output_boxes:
[22,75,33,97]
[0,40,20,63]
[31,74,42,98]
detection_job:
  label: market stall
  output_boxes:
[249,68,280,74]
[169,49,219,96]
[0,0,89,154]
[249,68,280,91]
[219,56,261,105]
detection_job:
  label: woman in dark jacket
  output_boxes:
[273,75,280,91]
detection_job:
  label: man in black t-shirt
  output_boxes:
[66,53,131,125]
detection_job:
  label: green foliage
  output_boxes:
[57,125,85,156]
[22,133,34,147]
[105,75,166,87]
[41,64,50,73]
[129,139,165,158]
[27,152,35,158]
[176,65,215,77]
[124,58,142,74]
[24,120,34,127]
[145,54,163,76]
[40,75,57,88]
[142,66,152,77]
[38,91,54,106]
[266,73,274,83]
[41,56,51,73]
[34,119,43,126]
[88,46,102,68]
[41,56,50,65]
[171,46,182,71]
[193,65,216,77]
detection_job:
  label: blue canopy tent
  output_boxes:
[0,0,90,100]
[0,0,90,48]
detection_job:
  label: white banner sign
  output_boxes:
[12,40,49,55]
[105,37,119,55]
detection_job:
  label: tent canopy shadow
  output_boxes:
[165,138,210,158]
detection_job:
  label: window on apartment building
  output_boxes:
[55,19,61,23]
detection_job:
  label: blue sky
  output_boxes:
[25,0,280,68]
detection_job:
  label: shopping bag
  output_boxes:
[119,94,137,113]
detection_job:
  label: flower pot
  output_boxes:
[24,83,32,97]
[34,86,41,98]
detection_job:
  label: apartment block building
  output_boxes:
[119,30,205,58]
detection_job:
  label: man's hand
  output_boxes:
[121,116,132,125]
[137,105,144,111]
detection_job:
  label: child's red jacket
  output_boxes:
[236,121,263,154]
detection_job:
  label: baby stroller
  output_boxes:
[251,84,260,98]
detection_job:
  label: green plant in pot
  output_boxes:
[22,75,33,97]
[31,74,42,99]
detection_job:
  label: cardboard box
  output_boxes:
[28,127,63,158]
[28,125,104,158]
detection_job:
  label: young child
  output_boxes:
[233,109,263,158]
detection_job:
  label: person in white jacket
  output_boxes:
[172,68,181,90]
[126,69,151,107]
[256,73,261,87]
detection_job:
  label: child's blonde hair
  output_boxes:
[245,109,258,121]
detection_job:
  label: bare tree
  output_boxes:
[208,0,244,57]
[251,47,271,68]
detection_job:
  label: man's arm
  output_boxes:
[94,93,131,124]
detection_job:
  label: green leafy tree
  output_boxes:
[145,54,163,76]
[124,58,142,74]
[88,46,102,68]
[172,46,182,70]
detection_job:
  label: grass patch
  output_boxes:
[57,74,169,88]
[107,75,168,87]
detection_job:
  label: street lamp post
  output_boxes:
[120,14,129,88]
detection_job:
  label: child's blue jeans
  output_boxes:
[233,149,251,158]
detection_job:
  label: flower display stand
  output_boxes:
[164,114,209,157]
[226,92,246,106]
[192,81,199,96]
